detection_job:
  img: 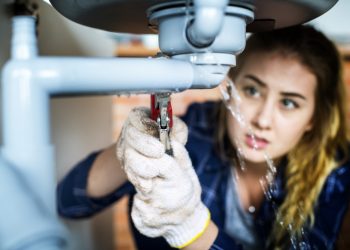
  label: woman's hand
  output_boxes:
[116,107,211,248]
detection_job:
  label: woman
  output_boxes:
[57,25,350,249]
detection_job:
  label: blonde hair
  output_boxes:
[215,25,349,248]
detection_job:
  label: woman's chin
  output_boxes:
[242,149,273,164]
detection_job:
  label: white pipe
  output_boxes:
[2,55,229,147]
[11,16,38,60]
[187,0,229,47]
[2,61,50,147]
[0,157,67,250]
[37,57,195,94]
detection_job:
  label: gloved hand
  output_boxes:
[116,107,211,248]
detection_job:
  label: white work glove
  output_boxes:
[116,107,211,248]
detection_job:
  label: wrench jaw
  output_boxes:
[159,128,173,155]
[151,93,173,155]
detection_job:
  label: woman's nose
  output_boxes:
[251,99,274,130]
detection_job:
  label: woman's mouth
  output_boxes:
[245,134,269,150]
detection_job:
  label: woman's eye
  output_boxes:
[281,99,299,109]
[243,86,260,97]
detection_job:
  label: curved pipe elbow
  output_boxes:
[187,0,229,48]
[187,8,224,47]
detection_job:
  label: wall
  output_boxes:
[51,96,114,250]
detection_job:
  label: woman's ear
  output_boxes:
[305,118,314,132]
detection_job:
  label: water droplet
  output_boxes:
[259,178,272,201]
[219,81,246,127]
[264,152,276,174]
[299,241,309,250]
[248,206,256,213]
[234,139,246,171]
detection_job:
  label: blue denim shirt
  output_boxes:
[57,102,350,249]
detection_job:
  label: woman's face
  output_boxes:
[227,51,316,164]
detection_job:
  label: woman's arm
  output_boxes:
[182,221,218,250]
[57,144,132,218]
[87,143,127,198]
[182,221,246,250]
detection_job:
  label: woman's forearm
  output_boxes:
[87,143,127,198]
[182,221,218,250]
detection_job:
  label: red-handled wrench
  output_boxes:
[151,93,173,155]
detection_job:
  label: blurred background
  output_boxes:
[0,0,349,249]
